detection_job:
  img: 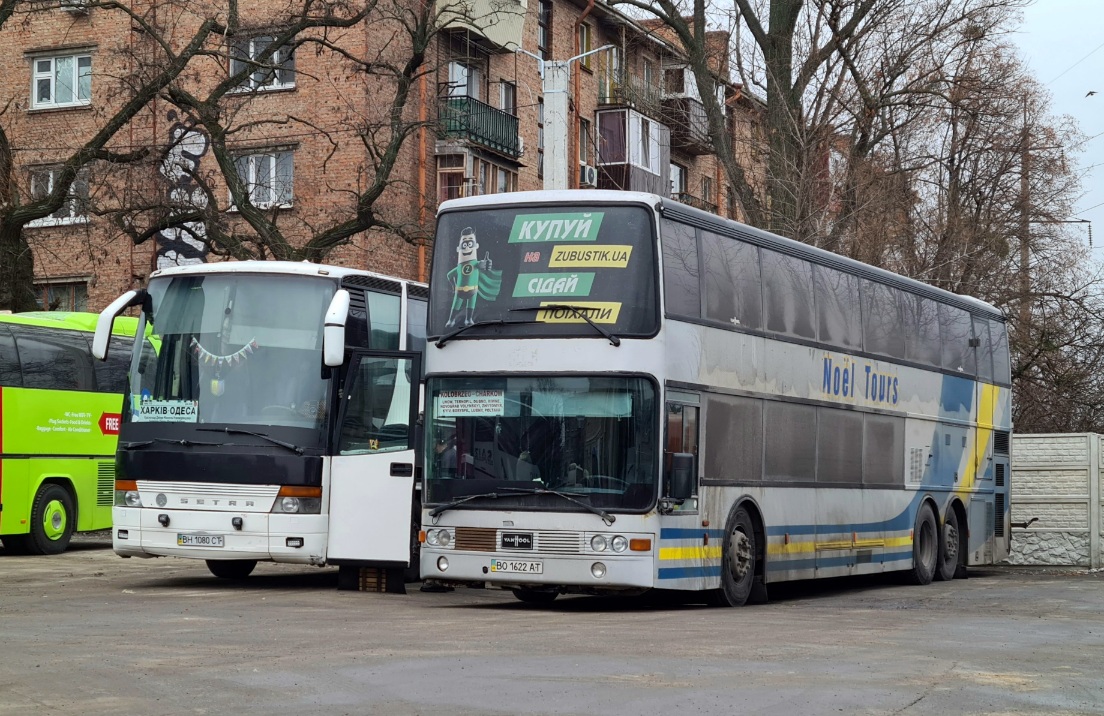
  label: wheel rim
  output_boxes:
[42,499,68,541]
[943,522,959,565]
[729,529,752,581]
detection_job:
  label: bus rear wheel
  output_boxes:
[935,505,964,582]
[906,504,938,585]
[206,559,257,580]
[27,483,75,555]
[711,505,756,607]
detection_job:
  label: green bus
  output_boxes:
[0,312,143,554]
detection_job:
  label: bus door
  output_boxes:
[328,350,421,565]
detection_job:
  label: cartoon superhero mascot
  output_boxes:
[446,226,502,328]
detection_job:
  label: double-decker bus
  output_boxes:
[1,312,144,554]
[95,261,426,581]
[419,191,1011,605]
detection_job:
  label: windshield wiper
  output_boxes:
[428,486,615,525]
[428,490,509,517]
[435,318,540,348]
[499,486,615,525]
[121,437,224,450]
[196,427,304,455]
[509,305,620,346]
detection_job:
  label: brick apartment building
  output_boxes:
[1,0,763,312]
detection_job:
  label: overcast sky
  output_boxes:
[1012,0,1104,258]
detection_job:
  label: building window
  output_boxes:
[35,281,88,311]
[448,61,482,100]
[230,37,295,91]
[437,154,465,201]
[630,113,660,174]
[643,58,656,92]
[233,151,293,208]
[499,81,517,115]
[32,54,92,109]
[599,46,623,102]
[538,0,553,61]
[28,168,89,226]
[670,162,686,198]
[664,66,685,95]
[578,24,592,68]
[701,176,715,207]
[579,118,591,165]
[537,98,545,179]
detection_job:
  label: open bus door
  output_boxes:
[327,350,421,568]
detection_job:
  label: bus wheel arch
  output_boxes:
[27,480,77,555]
[935,499,968,582]
[712,498,767,607]
[905,499,939,586]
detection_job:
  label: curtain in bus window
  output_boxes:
[661,221,700,318]
[813,266,860,350]
[903,294,941,367]
[761,250,815,340]
[973,316,994,383]
[703,393,762,482]
[860,280,905,359]
[938,304,975,375]
[815,406,862,483]
[862,414,904,485]
[13,328,95,391]
[702,230,762,330]
[0,326,20,387]
[990,319,1010,385]
[764,401,815,481]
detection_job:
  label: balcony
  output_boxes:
[438,96,520,158]
[675,192,717,214]
[662,96,713,155]
[598,76,663,118]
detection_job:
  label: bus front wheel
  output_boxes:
[711,505,757,607]
[27,483,75,555]
[906,504,938,585]
[206,559,257,579]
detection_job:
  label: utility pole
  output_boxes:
[517,45,611,191]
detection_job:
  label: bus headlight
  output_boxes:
[426,529,452,547]
[270,497,321,514]
[280,497,300,513]
[590,534,607,552]
[591,562,607,579]
[611,535,628,553]
[117,490,142,508]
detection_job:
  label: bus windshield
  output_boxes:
[128,273,335,436]
[428,204,658,338]
[425,375,658,513]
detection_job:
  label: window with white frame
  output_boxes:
[579,117,592,165]
[670,162,686,198]
[230,36,295,91]
[578,24,593,69]
[233,151,293,208]
[448,61,482,100]
[32,53,92,109]
[631,113,660,174]
[499,81,516,115]
[28,167,89,226]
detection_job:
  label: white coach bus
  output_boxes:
[94,261,425,582]
[419,191,1011,605]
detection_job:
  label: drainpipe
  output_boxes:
[418,67,429,283]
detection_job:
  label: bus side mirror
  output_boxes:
[93,290,146,361]
[668,452,696,501]
[323,289,351,368]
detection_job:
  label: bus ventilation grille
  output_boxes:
[342,275,402,295]
[993,431,1010,455]
[992,496,1005,537]
[454,527,498,552]
[995,463,1005,487]
[97,462,115,506]
[408,284,429,300]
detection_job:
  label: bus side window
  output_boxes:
[664,402,699,502]
[13,326,96,392]
[90,336,133,393]
[0,325,20,387]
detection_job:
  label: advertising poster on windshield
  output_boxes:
[430,204,657,337]
[435,389,505,417]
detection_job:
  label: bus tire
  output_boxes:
[512,588,559,604]
[206,559,257,580]
[935,504,964,582]
[906,503,938,585]
[711,505,756,607]
[27,483,75,555]
[405,494,422,583]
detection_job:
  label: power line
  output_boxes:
[1046,39,1104,85]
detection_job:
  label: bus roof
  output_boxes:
[0,311,140,336]
[436,190,1002,319]
[149,260,426,288]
